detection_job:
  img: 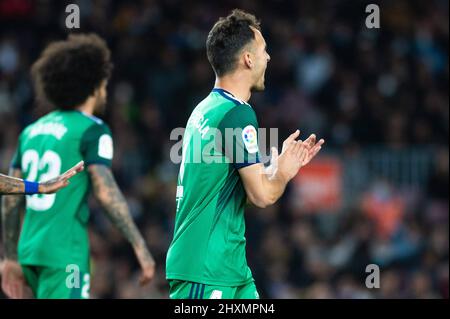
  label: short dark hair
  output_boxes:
[31,33,113,110]
[206,9,261,77]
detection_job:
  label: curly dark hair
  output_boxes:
[31,33,113,110]
[206,9,261,77]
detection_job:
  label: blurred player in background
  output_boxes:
[1,34,155,299]
[166,9,324,299]
[0,161,83,283]
[0,161,84,195]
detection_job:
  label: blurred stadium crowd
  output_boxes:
[0,0,448,298]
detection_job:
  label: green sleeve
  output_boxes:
[80,123,114,167]
[217,105,260,169]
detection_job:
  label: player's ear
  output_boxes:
[243,51,253,69]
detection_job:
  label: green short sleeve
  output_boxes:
[217,105,260,169]
[80,123,113,167]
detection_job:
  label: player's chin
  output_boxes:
[94,103,107,116]
[251,79,265,92]
[252,82,265,92]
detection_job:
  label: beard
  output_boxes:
[251,68,266,92]
[251,77,265,92]
[251,81,265,91]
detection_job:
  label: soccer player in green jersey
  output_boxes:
[0,161,84,195]
[1,34,155,299]
[166,9,325,299]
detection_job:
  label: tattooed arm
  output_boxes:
[0,173,26,195]
[88,164,155,284]
[1,169,25,259]
[1,168,31,299]
[0,161,84,195]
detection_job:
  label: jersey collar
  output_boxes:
[212,88,251,106]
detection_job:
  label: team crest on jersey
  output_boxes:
[242,125,258,154]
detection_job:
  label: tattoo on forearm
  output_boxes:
[1,169,25,260]
[88,165,155,264]
[0,173,24,194]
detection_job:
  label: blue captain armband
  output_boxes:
[24,180,40,195]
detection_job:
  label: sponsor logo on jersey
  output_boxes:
[242,125,258,154]
[209,290,223,299]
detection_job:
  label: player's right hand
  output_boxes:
[1,259,33,299]
[277,130,308,181]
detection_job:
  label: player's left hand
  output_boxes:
[300,134,325,166]
[38,161,85,194]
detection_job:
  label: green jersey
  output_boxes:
[11,110,113,272]
[166,88,261,286]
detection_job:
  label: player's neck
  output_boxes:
[214,76,251,103]
[76,98,95,115]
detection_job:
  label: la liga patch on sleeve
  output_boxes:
[242,125,258,154]
[98,134,114,160]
